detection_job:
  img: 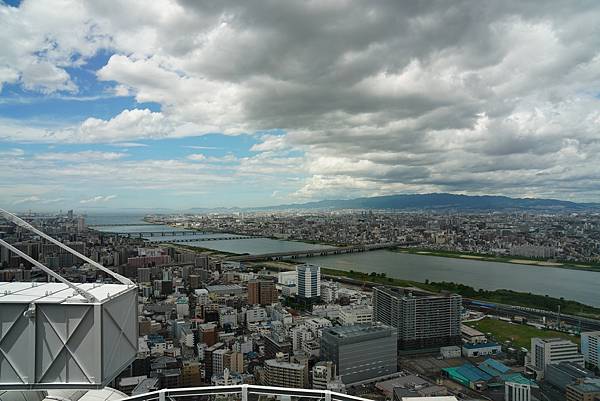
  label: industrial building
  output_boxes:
[373,286,461,351]
[544,362,596,392]
[320,324,397,384]
[462,342,502,358]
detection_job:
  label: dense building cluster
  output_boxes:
[1,211,600,401]
[155,211,600,263]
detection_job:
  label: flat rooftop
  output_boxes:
[0,281,133,304]
[375,286,459,299]
[323,323,393,338]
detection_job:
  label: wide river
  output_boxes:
[89,216,599,307]
[299,250,600,307]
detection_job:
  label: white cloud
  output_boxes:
[79,195,117,204]
[110,142,148,148]
[13,196,41,205]
[35,151,128,162]
[186,153,206,161]
[3,1,600,201]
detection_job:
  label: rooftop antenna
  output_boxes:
[0,208,133,300]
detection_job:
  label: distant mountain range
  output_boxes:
[188,193,600,213]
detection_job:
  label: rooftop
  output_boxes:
[0,281,132,304]
[375,286,459,299]
[569,378,600,393]
[322,323,393,338]
[463,342,501,350]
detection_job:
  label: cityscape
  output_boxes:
[1,209,600,401]
[2,1,600,401]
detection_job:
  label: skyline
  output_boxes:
[2,1,600,210]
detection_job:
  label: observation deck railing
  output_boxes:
[118,384,370,401]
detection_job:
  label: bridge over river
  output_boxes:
[225,242,401,262]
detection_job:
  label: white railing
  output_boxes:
[118,384,370,401]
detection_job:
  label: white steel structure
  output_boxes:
[0,208,138,389]
[115,384,371,401]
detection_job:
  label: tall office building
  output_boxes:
[531,338,584,373]
[247,279,278,305]
[373,286,461,351]
[297,264,320,299]
[320,324,397,384]
[581,331,600,370]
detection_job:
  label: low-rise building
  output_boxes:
[462,342,501,358]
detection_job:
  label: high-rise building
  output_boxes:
[320,324,397,384]
[531,338,584,374]
[137,267,151,283]
[373,286,461,351]
[297,264,320,299]
[581,331,600,370]
[264,357,308,388]
[204,342,224,382]
[247,279,278,305]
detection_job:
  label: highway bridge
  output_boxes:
[93,229,212,237]
[225,242,399,262]
[147,235,259,243]
[88,223,157,227]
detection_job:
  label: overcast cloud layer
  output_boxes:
[1,0,600,209]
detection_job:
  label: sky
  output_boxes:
[1,0,600,211]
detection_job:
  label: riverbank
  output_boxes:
[316,266,600,320]
[391,247,600,273]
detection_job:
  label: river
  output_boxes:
[298,250,600,307]
[89,216,599,307]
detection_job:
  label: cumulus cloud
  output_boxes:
[2,0,600,201]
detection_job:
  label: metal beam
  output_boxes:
[0,238,97,302]
[0,208,133,286]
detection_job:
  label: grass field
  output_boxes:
[465,318,580,349]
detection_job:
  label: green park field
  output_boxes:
[465,318,580,349]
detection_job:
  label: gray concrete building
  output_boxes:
[545,362,595,392]
[373,286,461,351]
[320,324,397,384]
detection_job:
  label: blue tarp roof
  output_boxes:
[456,363,493,382]
[501,373,537,386]
[479,358,511,376]
[463,342,500,349]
